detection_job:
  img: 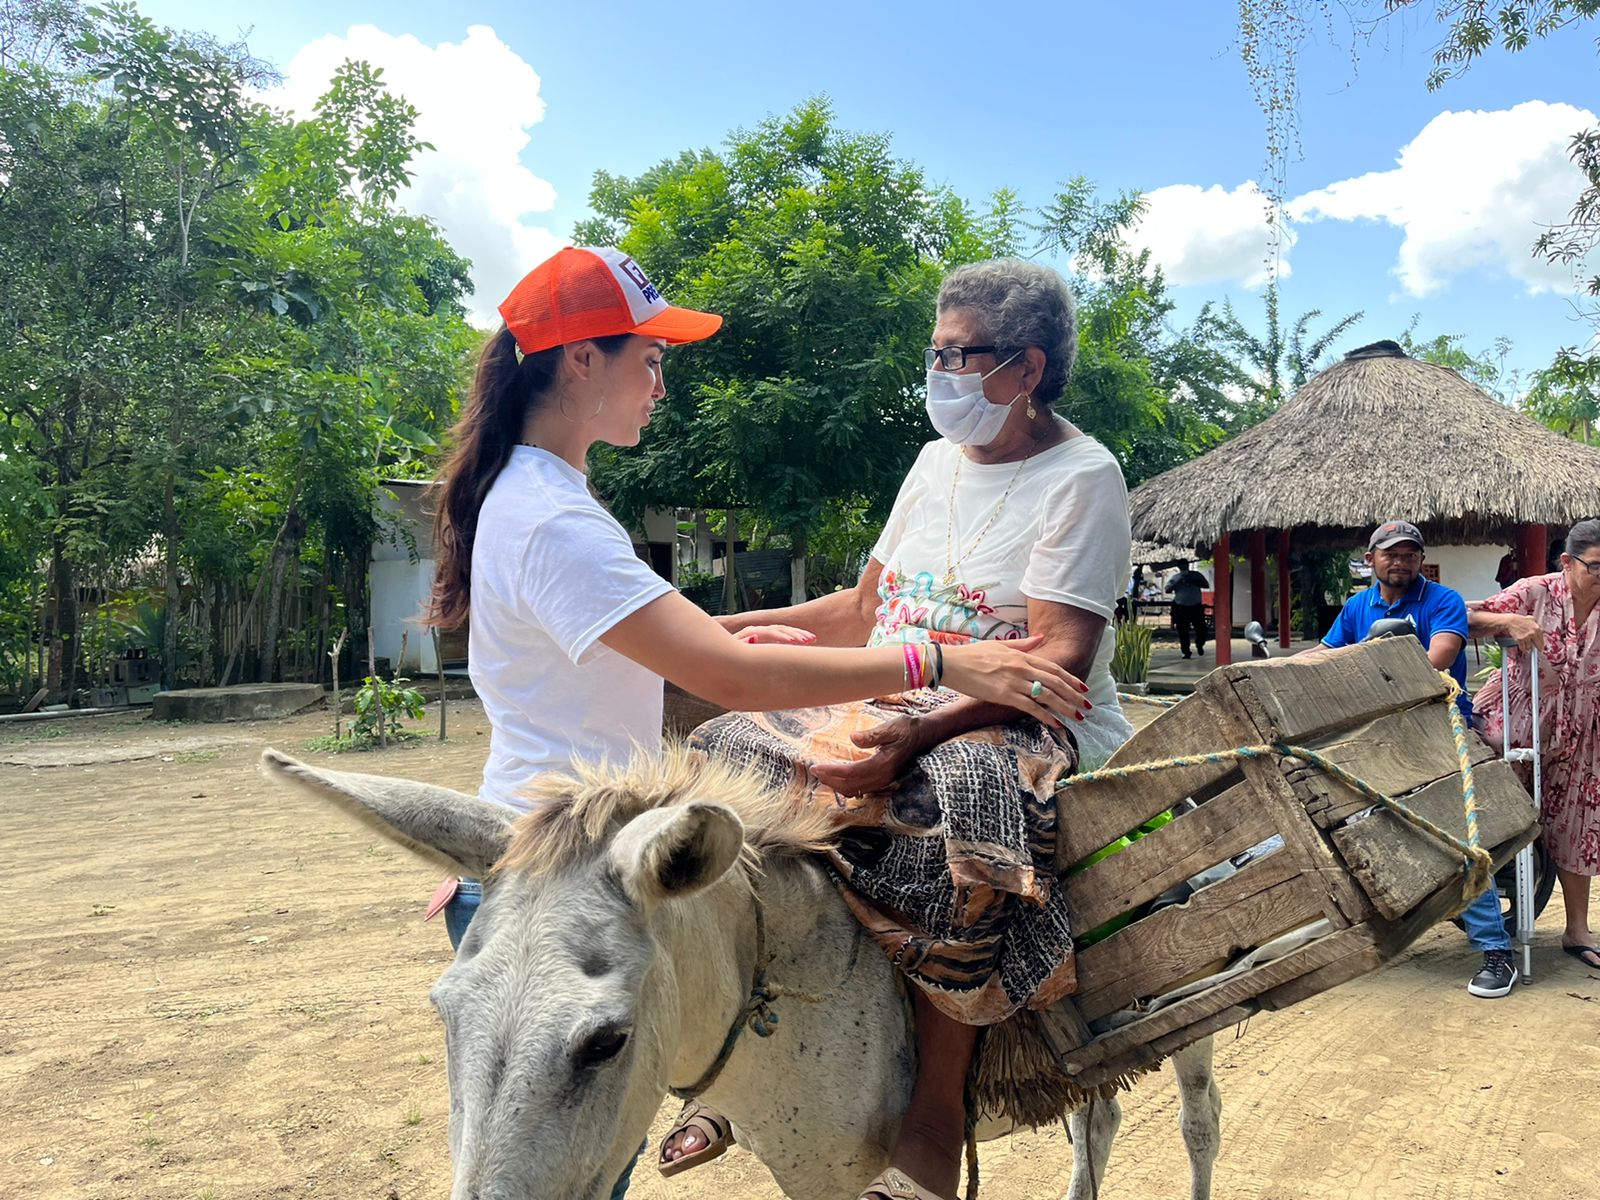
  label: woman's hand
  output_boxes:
[809,715,926,797]
[1499,615,1545,654]
[939,635,1090,728]
[736,625,817,645]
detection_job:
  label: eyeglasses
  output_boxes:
[925,345,1004,371]
[1570,555,1600,577]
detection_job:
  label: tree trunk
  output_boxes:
[261,507,305,683]
[722,510,740,613]
[47,541,77,701]
[162,488,180,689]
[208,581,225,686]
[789,529,808,606]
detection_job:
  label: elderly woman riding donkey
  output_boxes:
[266,252,1223,1200]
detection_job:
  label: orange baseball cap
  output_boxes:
[498,246,723,355]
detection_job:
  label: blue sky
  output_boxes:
[139,0,1600,387]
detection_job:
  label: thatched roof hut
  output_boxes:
[1128,340,1600,662]
[1130,340,1600,549]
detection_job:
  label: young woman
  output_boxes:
[424,247,1091,1197]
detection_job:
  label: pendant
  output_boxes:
[942,568,956,587]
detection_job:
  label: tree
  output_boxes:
[0,1,474,701]
[579,98,1010,602]
[1398,322,1518,398]
[1214,284,1365,424]
[1523,348,1600,439]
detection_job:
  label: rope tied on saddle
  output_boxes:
[1080,671,1494,911]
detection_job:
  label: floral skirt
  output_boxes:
[689,691,1079,1026]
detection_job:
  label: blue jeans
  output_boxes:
[444,878,644,1199]
[1459,882,1512,952]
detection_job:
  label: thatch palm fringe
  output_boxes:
[1129,341,1600,546]
[972,1006,1159,1128]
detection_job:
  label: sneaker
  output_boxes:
[1467,949,1519,998]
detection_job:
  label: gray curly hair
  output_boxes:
[936,258,1079,406]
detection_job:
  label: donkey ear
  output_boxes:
[608,803,744,906]
[261,748,511,877]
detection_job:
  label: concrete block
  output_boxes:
[152,683,323,723]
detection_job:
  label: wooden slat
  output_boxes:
[1231,758,1375,929]
[1074,1004,1258,1093]
[1064,780,1282,934]
[1072,851,1326,1022]
[1257,924,1387,1011]
[1330,761,1538,920]
[1284,705,1501,829]
[1056,696,1248,868]
[1205,636,1448,744]
[1061,924,1380,1074]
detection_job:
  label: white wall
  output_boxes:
[1425,544,1507,602]
[370,558,437,674]
[372,482,437,674]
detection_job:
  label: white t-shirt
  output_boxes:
[468,446,673,810]
[868,435,1135,768]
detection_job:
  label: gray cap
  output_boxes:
[1369,520,1424,551]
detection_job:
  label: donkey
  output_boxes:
[262,745,1221,1200]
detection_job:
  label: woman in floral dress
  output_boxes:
[1470,518,1600,971]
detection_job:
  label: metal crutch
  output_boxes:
[1496,637,1543,982]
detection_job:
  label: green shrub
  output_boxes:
[1110,621,1154,686]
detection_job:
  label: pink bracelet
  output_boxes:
[902,643,918,691]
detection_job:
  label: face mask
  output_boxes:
[924,352,1021,446]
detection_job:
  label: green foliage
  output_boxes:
[582,98,1010,542]
[0,1,474,696]
[1399,322,1517,399]
[1522,348,1600,440]
[1037,180,1252,483]
[1110,620,1154,685]
[350,674,425,745]
[1214,284,1364,425]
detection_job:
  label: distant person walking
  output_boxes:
[1166,562,1210,659]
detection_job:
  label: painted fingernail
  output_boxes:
[1074,712,1084,722]
[1078,681,1090,692]
[1084,701,1093,710]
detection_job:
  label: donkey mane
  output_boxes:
[495,742,838,877]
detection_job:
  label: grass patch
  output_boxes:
[173,748,220,763]
[404,1103,423,1127]
[304,728,424,754]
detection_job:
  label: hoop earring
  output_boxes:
[558,391,605,423]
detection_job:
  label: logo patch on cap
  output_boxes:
[617,257,660,304]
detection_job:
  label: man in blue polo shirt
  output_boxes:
[1320,519,1517,997]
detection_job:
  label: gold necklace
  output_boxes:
[943,448,1032,586]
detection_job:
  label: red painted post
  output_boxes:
[1516,523,1549,579]
[1213,533,1233,666]
[1277,529,1292,649]
[1249,529,1268,625]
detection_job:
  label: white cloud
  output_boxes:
[1123,181,1292,289]
[264,25,565,325]
[1288,100,1597,298]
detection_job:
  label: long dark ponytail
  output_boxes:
[426,326,628,629]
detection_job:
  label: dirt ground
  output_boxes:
[2,698,1598,1200]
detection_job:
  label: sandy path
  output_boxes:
[1,702,1596,1199]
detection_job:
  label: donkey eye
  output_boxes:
[575,1027,630,1069]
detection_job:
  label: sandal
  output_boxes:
[858,1167,950,1200]
[1563,943,1600,970]
[657,1099,735,1177]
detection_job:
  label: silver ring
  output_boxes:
[1029,680,1044,700]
